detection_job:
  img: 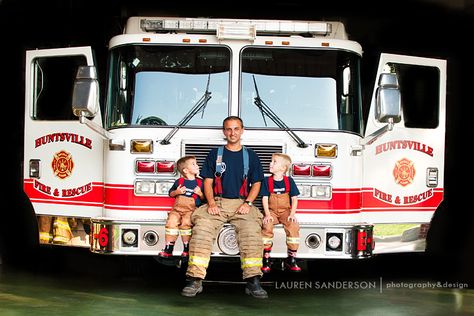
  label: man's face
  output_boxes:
[223,119,244,144]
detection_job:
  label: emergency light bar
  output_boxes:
[140,18,332,38]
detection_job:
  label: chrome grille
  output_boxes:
[184,143,283,210]
[184,143,283,174]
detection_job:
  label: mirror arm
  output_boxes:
[361,118,394,146]
[78,112,114,140]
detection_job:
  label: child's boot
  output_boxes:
[284,249,301,272]
[181,242,189,258]
[261,247,272,273]
[159,243,174,258]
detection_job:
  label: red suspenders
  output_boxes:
[268,175,290,194]
[178,177,202,201]
[214,146,249,198]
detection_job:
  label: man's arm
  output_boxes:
[236,181,261,215]
[204,178,221,215]
[246,181,261,204]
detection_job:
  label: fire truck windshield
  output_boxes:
[240,47,363,134]
[105,45,230,129]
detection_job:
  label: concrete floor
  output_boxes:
[0,247,472,315]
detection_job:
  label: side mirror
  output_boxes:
[375,73,401,123]
[72,66,99,118]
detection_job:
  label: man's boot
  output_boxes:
[261,247,272,273]
[159,243,174,258]
[181,277,203,297]
[245,276,268,299]
[284,249,301,272]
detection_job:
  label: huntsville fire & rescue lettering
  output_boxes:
[33,179,92,198]
[374,188,433,205]
[375,140,433,157]
[372,140,436,205]
[35,133,93,149]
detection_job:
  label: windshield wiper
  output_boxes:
[252,75,308,148]
[160,73,212,145]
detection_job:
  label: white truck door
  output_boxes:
[23,47,104,218]
[362,53,446,226]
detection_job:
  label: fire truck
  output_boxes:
[23,17,446,263]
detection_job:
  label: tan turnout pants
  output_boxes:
[186,197,264,280]
[262,193,300,251]
[165,195,195,244]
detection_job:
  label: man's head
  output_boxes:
[222,116,243,129]
[222,116,244,145]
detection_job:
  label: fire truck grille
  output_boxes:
[184,143,283,174]
[184,143,283,210]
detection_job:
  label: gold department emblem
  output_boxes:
[393,158,415,186]
[52,150,74,179]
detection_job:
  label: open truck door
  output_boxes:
[23,47,104,246]
[362,53,447,254]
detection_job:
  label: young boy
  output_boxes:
[260,153,301,273]
[159,156,204,259]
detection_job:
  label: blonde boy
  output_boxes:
[260,153,301,273]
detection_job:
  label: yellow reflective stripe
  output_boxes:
[165,228,180,235]
[179,229,192,236]
[53,220,71,230]
[241,257,263,268]
[188,255,209,267]
[262,238,273,244]
[39,232,52,241]
[53,236,70,243]
[286,237,300,244]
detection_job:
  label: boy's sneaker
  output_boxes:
[158,244,174,258]
[261,257,271,273]
[284,256,301,272]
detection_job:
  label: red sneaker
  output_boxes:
[285,256,301,272]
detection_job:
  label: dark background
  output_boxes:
[1,0,473,285]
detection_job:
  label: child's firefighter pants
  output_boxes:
[186,197,263,280]
[262,193,300,251]
[164,195,196,244]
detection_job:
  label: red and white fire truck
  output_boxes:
[23,17,446,262]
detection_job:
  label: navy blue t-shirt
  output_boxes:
[168,178,204,206]
[200,146,264,198]
[260,176,300,197]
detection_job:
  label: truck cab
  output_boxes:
[23,17,446,262]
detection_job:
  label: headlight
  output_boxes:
[296,184,332,199]
[135,180,156,195]
[155,181,174,195]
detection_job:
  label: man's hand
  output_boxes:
[207,204,221,215]
[236,203,251,214]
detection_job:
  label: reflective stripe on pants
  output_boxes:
[186,198,263,280]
